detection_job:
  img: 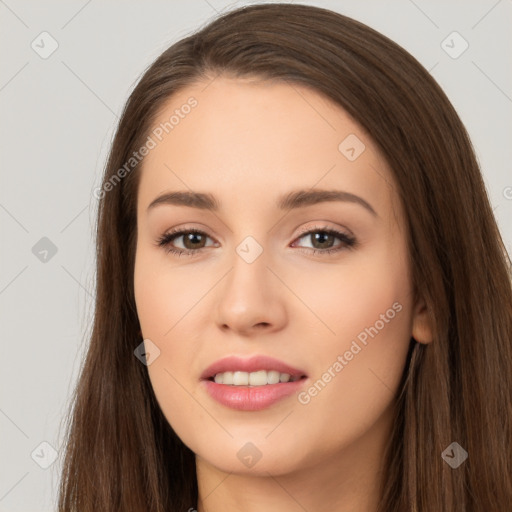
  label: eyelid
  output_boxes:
[294,223,354,239]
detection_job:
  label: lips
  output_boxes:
[200,355,308,411]
[200,355,307,381]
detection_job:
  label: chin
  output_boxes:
[193,436,312,477]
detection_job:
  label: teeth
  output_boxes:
[212,370,301,386]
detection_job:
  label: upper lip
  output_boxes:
[200,355,307,380]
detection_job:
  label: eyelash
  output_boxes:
[155,225,357,258]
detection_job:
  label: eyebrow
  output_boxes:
[147,188,377,216]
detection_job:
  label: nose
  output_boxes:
[214,246,288,337]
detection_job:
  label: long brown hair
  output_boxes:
[58,3,512,510]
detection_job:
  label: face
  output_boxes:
[134,76,425,477]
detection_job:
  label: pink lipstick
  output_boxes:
[200,355,308,411]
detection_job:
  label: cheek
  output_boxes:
[285,244,413,438]
[134,245,207,341]
[288,238,411,353]
[134,249,208,442]
[291,299,412,452]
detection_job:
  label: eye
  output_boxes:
[291,225,357,255]
[156,228,217,257]
[156,225,357,257]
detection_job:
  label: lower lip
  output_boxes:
[202,378,307,411]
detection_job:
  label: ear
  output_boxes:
[411,296,433,344]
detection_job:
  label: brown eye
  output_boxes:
[180,232,208,250]
[293,228,356,255]
[156,226,356,258]
[307,232,337,250]
[156,229,216,256]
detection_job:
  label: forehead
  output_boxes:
[137,76,396,218]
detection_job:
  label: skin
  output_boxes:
[133,76,433,512]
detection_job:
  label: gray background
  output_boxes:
[0,0,511,510]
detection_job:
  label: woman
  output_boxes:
[58,3,512,511]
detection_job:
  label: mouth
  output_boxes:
[207,370,307,386]
[200,355,308,411]
[200,354,308,384]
